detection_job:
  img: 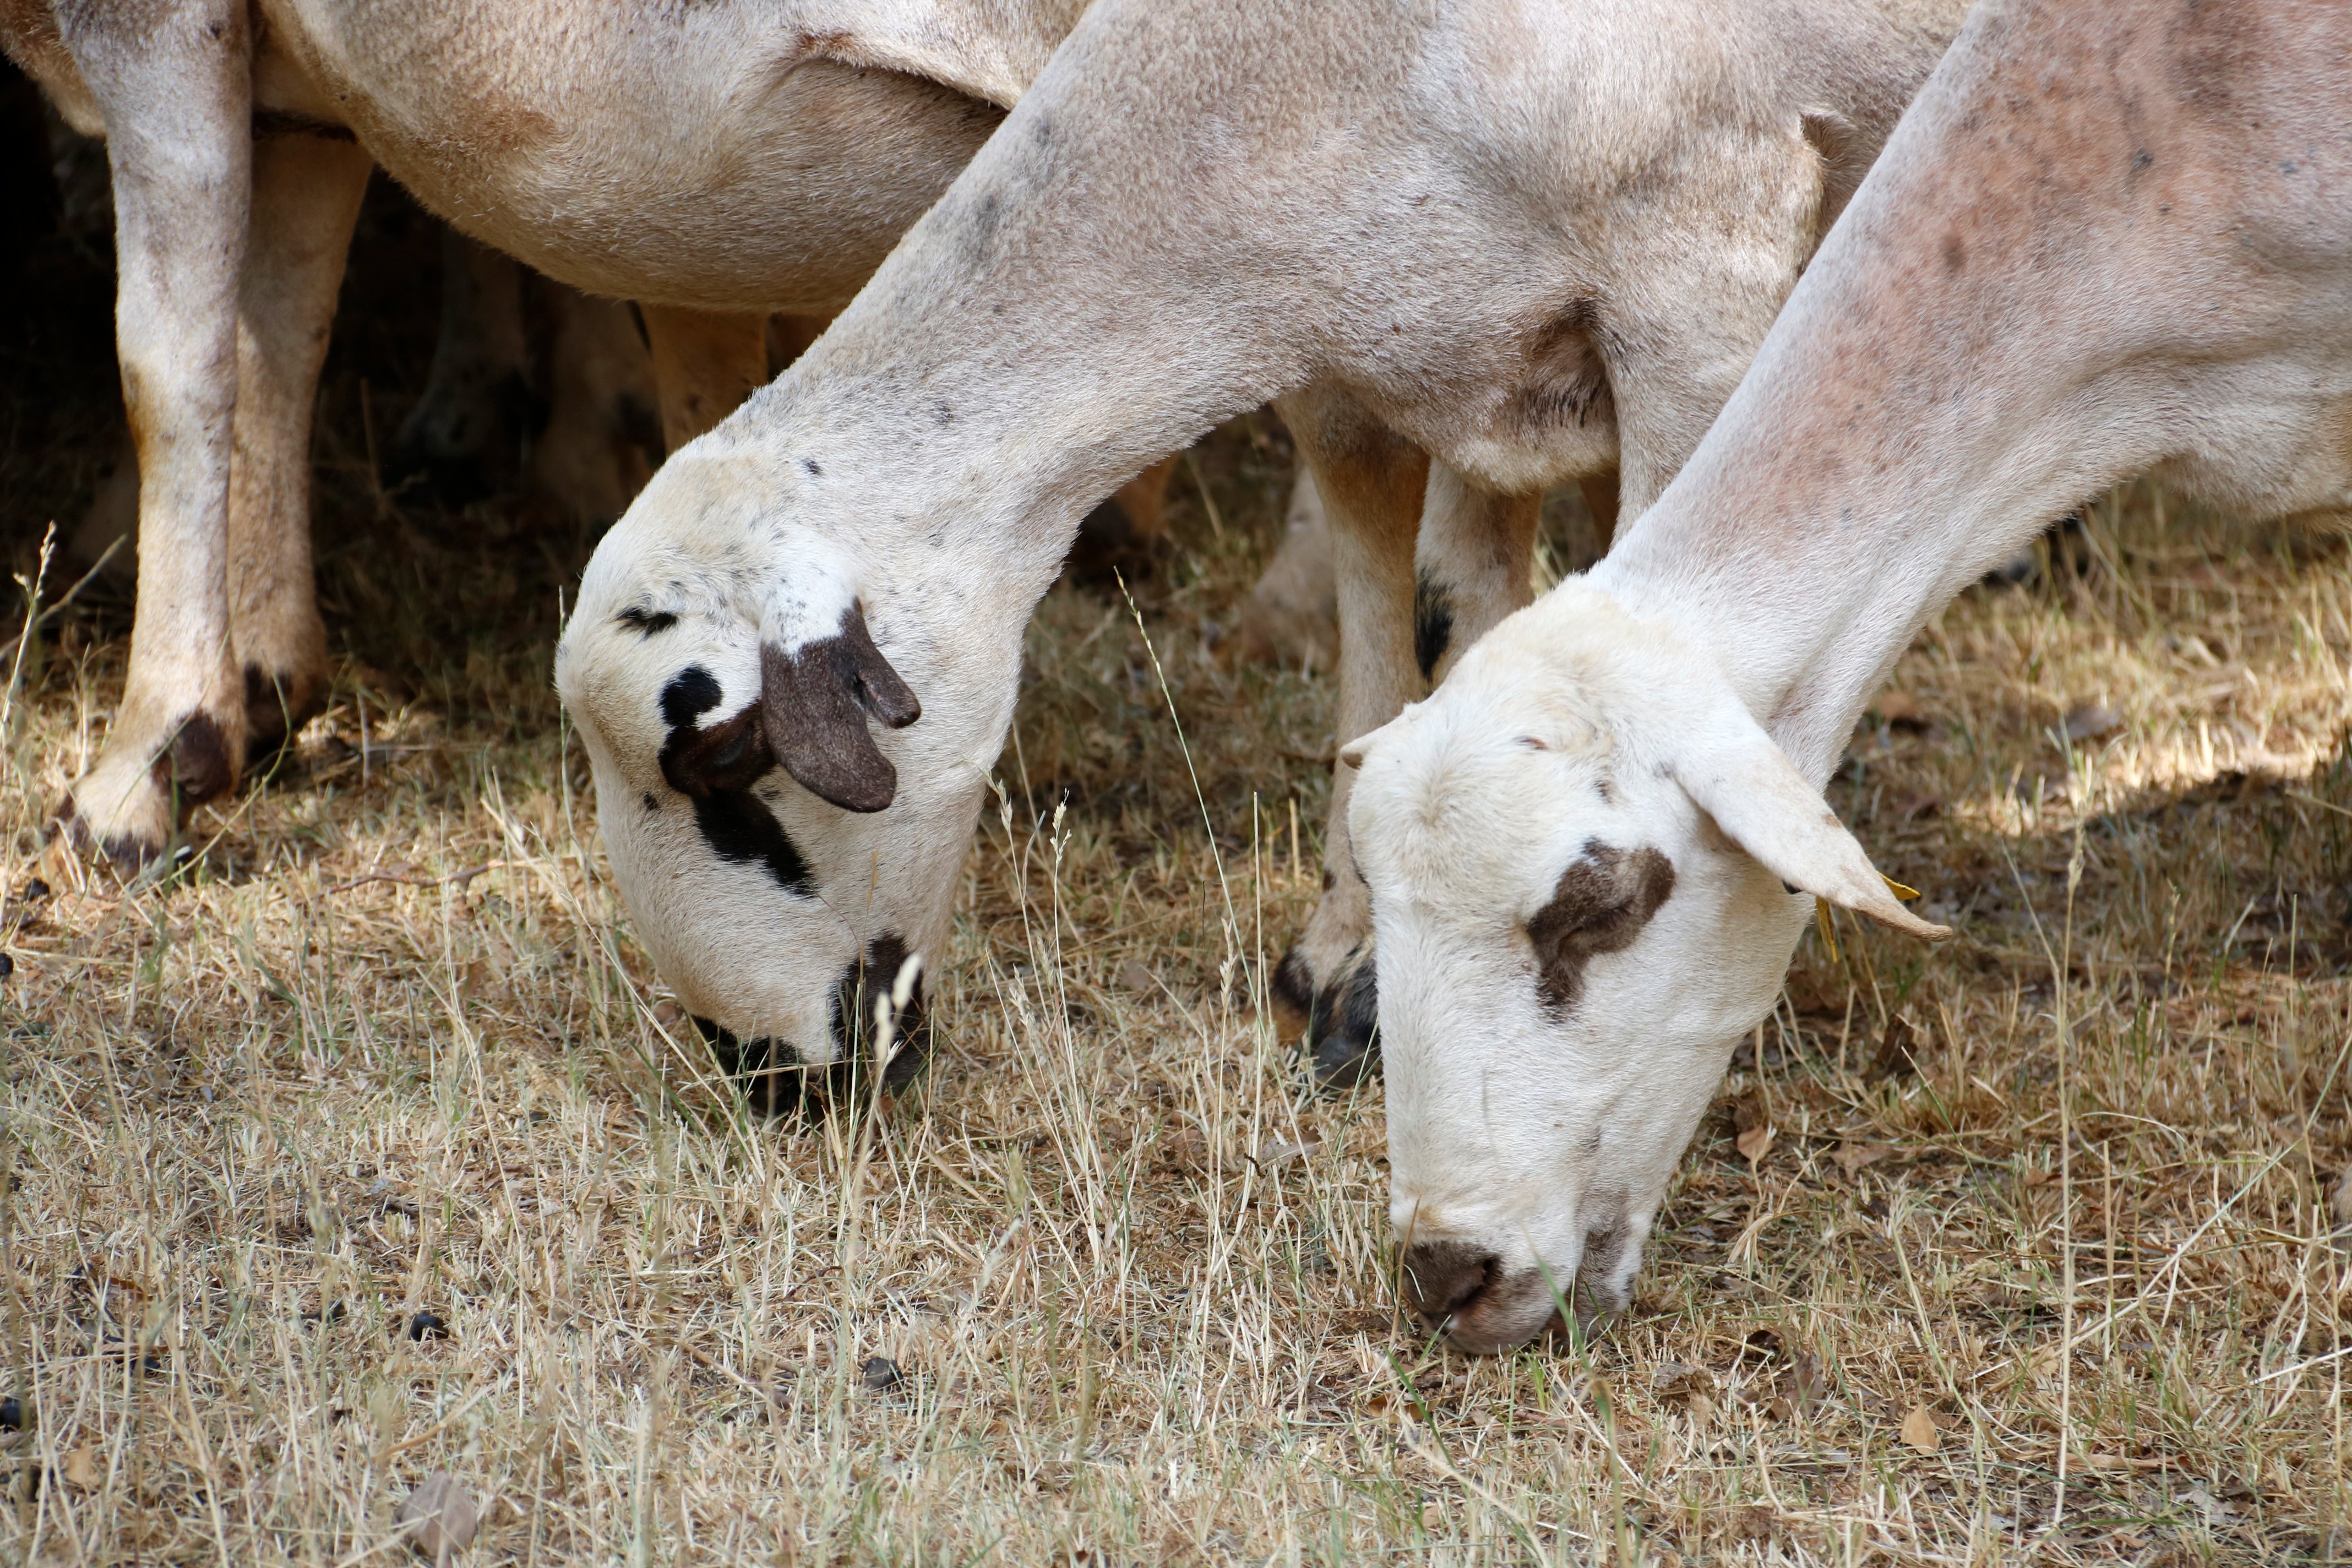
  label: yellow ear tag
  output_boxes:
[1814,896,1840,962]
[1882,876,1922,901]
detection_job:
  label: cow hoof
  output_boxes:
[242,663,330,764]
[55,785,171,873]
[58,705,242,873]
[1273,943,1381,1089]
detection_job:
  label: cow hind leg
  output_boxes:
[230,130,372,762]
[388,229,533,507]
[56,0,252,868]
[1267,388,1428,1086]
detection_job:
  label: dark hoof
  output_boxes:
[1274,944,1381,1089]
[53,797,164,874]
[243,665,329,764]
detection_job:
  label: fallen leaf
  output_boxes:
[1874,689,1925,728]
[1894,791,1944,821]
[64,1444,95,1488]
[1249,1137,1319,1171]
[2331,1169,2352,1231]
[1899,1405,1941,1454]
[2083,1451,2168,1473]
[396,1471,478,1564]
[1868,1014,1921,1079]
[861,1357,902,1392]
[2061,701,2122,743]
[1420,1499,1444,1531]
[1831,1142,1890,1177]
[2019,1166,2052,1188]
[1118,961,1155,996]
[1650,1361,1715,1401]
[1729,1091,1773,1163]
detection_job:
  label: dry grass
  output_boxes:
[2,178,2350,1567]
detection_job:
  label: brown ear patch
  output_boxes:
[760,601,921,814]
[1527,840,1676,1013]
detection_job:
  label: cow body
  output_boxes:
[1,0,1098,864]
[1349,0,2352,1352]
[557,0,1967,1104]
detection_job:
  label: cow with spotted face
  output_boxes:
[1349,0,2352,1353]
[559,0,1972,1098]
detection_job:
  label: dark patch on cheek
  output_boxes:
[656,666,812,894]
[640,792,659,814]
[688,788,812,893]
[1413,568,1454,683]
[1527,840,1676,1012]
[1942,233,1967,273]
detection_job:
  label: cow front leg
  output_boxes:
[56,0,251,867]
[1409,464,1541,687]
[230,130,372,760]
[639,305,770,451]
[1268,389,1428,1086]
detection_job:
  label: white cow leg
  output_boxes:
[230,130,372,760]
[1410,463,1541,687]
[56,0,251,868]
[1268,388,1428,1086]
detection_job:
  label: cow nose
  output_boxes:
[1400,1239,1499,1330]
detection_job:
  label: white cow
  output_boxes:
[557,0,1967,1110]
[1,0,1119,867]
[1348,0,2352,1351]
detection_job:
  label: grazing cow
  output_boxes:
[3,0,1179,868]
[1348,0,2352,1352]
[556,0,1967,1109]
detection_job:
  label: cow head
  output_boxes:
[556,437,1022,1114]
[1346,582,1946,1353]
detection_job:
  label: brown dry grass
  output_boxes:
[2,177,2350,1568]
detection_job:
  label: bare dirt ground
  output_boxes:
[1,110,2349,1567]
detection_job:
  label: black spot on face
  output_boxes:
[1413,568,1455,683]
[640,792,659,813]
[1942,232,1967,273]
[1527,840,1676,1012]
[802,458,821,476]
[618,606,679,636]
[656,666,812,894]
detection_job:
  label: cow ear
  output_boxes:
[760,600,921,814]
[1667,704,1950,941]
